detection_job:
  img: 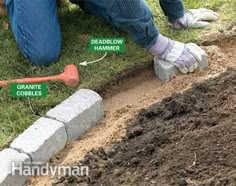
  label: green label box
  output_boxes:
[89,38,125,53]
[11,83,47,98]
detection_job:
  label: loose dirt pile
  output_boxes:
[54,68,236,186]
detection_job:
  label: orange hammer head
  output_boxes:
[61,65,79,87]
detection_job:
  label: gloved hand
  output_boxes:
[170,8,219,29]
[149,34,207,74]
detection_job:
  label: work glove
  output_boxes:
[170,8,219,29]
[149,34,207,74]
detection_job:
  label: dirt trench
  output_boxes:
[55,68,236,186]
[28,35,236,186]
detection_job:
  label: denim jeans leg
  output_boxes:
[72,0,110,22]
[5,0,61,65]
[159,0,184,20]
[76,0,159,49]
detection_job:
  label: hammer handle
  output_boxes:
[0,74,63,88]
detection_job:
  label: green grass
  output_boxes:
[0,0,235,149]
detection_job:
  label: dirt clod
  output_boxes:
[127,126,143,138]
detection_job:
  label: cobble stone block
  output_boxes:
[0,148,30,186]
[154,54,208,81]
[10,118,67,163]
[46,89,104,140]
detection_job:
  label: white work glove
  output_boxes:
[165,42,207,74]
[170,8,219,29]
[186,8,219,28]
[149,34,208,74]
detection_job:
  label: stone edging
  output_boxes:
[0,89,104,186]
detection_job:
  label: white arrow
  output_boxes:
[79,52,107,66]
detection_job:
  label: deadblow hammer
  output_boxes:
[0,65,79,88]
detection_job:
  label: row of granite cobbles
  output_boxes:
[0,89,104,186]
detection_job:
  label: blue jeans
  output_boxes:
[5,0,184,65]
[5,0,61,65]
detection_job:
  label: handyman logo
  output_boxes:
[11,162,89,177]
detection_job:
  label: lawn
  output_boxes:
[0,0,235,149]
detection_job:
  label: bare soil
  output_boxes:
[54,68,236,186]
[28,34,236,185]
